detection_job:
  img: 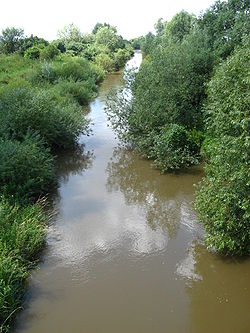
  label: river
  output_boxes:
[14,52,250,333]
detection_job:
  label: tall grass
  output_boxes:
[0,199,48,332]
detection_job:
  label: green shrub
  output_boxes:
[0,135,55,202]
[32,56,104,85]
[24,44,45,59]
[53,56,101,82]
[194,42,250,256]
[195,136,250,255]
[39,61,56,83]
[153,124,199,171]
[114,48,130,70]
[54,78,97,105]
[95,53,115,73]
[40,44,59,60]
[0,86,89,149]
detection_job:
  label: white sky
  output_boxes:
[0,0,216,40]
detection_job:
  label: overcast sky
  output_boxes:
[0,0,216,40]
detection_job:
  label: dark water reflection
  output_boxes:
[56,144,94,183]
[106,147,203,239]
[14,52,250,333]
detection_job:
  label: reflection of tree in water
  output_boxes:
[180,242,250,333]
[46,144,94,216]
[56,143,94,183]
[106,147,201,239]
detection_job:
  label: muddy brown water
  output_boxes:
[14,53,250,333]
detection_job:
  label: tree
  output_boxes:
[19,34,48,55]
[165,11,195,42]
[0,27,24,54]
[95,26,122,52]
[141,32,155,55]
[154,18,164,35]
[198,0,250,59]
[106,19,213,170]
[92,22,116,34]
[57,23,83,43]
[57,24,85,55]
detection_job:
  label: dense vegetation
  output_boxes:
[106,0,249,255]
[0,23,133,332]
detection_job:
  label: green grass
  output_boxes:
[0,199,47,332]
[0,54,39,87]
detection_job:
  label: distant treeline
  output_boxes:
[0,23,133,332]
[106,0,250,256]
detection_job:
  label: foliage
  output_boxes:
[24,44,45,59]
[95,52,115,73]
[141,32,155,56]
[130,36,144,50]
[0,134,55,203]
[95,26,123,53]
[35,56,103,84]
[195,41,250,255]
[164,11,196,42]
[18,34,48,55]
[153,124,199,172]
[0,27,24,54]
[134,32,213,130]
[0,54,39,86]
[54,78,97,105]
[92,22,114,34]
[0,86,89,149]
[106,24,212,172]
[114,48,133,70]
[57,23,83,43]
[40,44,59,60]
[198,0,250,60]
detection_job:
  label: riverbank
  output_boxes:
[0,24,133,332]
[0,52,103,332]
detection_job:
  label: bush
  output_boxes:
[40,44,59,60]
[194,42,250,256]
[0,135,55,203]
[24,44,45,59]
[114,48,130,70]
[0,86,89,149]
[53,56,102,82]
[32,56,104,85]
[153,124,199,171]
[54,78,97,105]
[95,53,115,73]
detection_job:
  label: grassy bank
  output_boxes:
[0,199,47,333]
